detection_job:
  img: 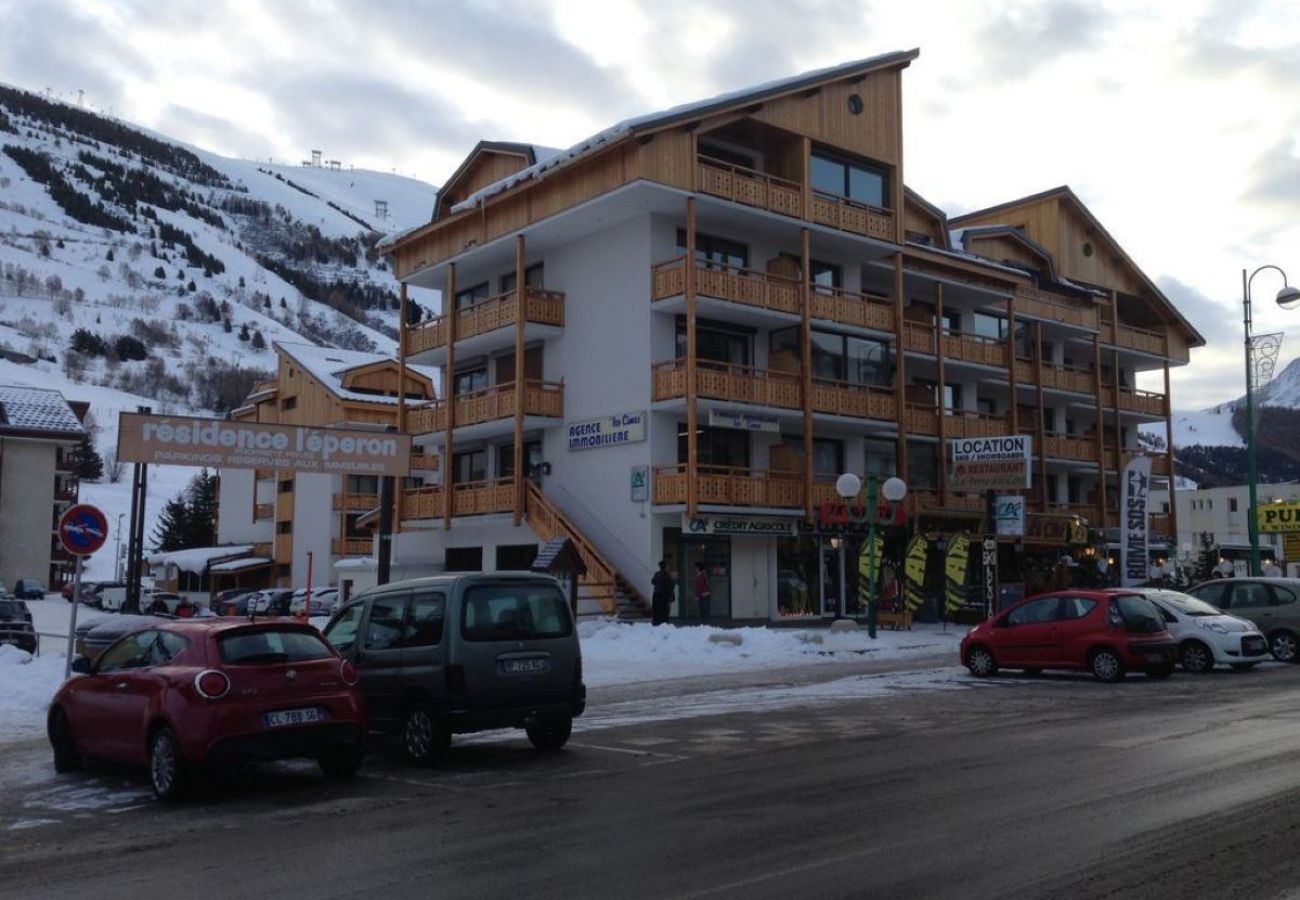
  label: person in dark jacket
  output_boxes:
[651,559,674,625]
[694,563,712,622]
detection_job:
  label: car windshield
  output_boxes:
[462,583,573,642]
[1145,590,1220,617]
[1112,594,1165,634]
[0,600,23,618]
[218,627,335,664]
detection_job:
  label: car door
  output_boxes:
[357,593,409,729]
[993,597,1063,666]
[1269,583,1300,634]
[1054,595,1101,665]
[68,630,160,759]
[399,588,447,699]
[1225,581,1276,632]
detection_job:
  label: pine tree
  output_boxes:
[238,322,250,341]
[250,330,265,350]
[69,434,104,480]
[152,494,192,552]
[188,469,218,547]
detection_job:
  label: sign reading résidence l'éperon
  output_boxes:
[117,412,412,477]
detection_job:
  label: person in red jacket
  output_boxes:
[694,563,712,622]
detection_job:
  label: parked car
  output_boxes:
[49,619,366,800]
[250,589,295,616]
[74,613,159,660]
[12,579,45,600]
[322,572,585,764]
[289,587,337,617]
[217,591,259,617]
[1128,588,1268,673]
[1187,578,1300,663]
[0,598,37,653]
[82,581,124,608]
[961,589,1176,682]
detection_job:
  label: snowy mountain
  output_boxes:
[1165,356,1300,450]
[0,83,438,578]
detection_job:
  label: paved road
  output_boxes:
[4,660,1300,899]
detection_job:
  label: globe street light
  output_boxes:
[1243,265,1296,576]
[833,473,861,620]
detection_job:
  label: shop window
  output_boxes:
[777,536,820,618]
[664,526,732,620]
[444,546,483,572]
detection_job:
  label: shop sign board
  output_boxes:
[815,500,907,534]
[708,409,780,432]
[630,466,649,502]
[949,435,1032,491]
[117,412,411,476]
[1120,455,1152,587]
[683,514,799,538]
[993,495,1026,537]
[981,538,999,618]
[1259,501,1300,533]
[566,410,646,451]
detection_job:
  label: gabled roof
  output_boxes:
[951,186,1206,347]
[0,385,86,440]
[433,141,563,219]
[951,224,1059,282]
[275,342,438,406]
[903,186,951,251]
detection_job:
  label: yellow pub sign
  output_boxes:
[1258,502,1300,533]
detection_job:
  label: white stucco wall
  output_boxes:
[292,472,335,586]
[215,468,272,545]
[0,438,59,589]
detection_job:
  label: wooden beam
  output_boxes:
[396,281,408,535]
[1165,362,1178,547]
[893,254,908,481]
[513,234,526,527]
[894,73,905,245]
[936,283,947,508]
[685,197,699,517]
[443,263,456,531]
[1034,323,1048,512]
[1093,335,1107,530]
[801,137,812,223]
[801,227,813,522]
[1007,297,1019,434]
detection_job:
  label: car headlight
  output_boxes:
[1197,621,1229,634]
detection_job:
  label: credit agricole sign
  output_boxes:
[117,412,412,477]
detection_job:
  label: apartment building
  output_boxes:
[217,342,437,589]
[1150,483,1298,576]
[378,50,1203,620]
[0,385,86,590]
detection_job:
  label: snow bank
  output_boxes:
[0,646,66,741]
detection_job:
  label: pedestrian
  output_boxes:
[651,559,674,625]
[694,562,712,622]
[1263,560,1283,578]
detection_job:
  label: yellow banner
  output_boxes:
[857,533,883,581]
[944,533,970,613]
[904,534,928,612]
[1259,502,1300,534]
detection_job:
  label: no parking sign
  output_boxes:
[58,504,108,557]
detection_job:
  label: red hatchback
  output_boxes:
[960,589,1177,682]
[48,619,366,800]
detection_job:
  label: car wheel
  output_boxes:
[48,708,82,773]
[525,716,573,752]
[1145,664,1174,680]
[1230,663,1258,672]
[966,645,998,678]
[402,703,450,766]
[317,745,364,779]
[149,726,189,802]
[1179,641,1214,674]
[1090,648,1125,683]
[1269,630,1299,663]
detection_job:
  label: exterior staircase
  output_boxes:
[524,481,648,620]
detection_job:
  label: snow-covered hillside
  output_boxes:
[0,83,439,576]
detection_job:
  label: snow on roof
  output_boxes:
[448,50,918,215]
[147,545,254,574]
[209,556,271,573]
[276,342,438,406]
[0,384,85,437]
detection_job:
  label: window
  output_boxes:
[679,425,750,468]
[445,546,483,572]
[364,595,407,651]
[1188,581,1227,607]
[1229,498,1239,513]
[454,366,488,396]
[810,260,841,292]
[280,396,297,411]
[278,479,293,494]
[97,630,161,671]
[676,318,752,366]
[1272,585,1297,606]
[498,440,542,480]
[698,141,756,169]
[404,591,446,646]
[1059,597,1097,620]
[1006,597,1060,625]
[976,397,997,416]
[973,313,1006,341]
[906,442,938,489]
[864,439,896,478]
[348,475,380,495]
[452,449,487,485]
[499,263,544,293]
[676,230,748,269]
[769,328,890,387]
[277,520,292,534]
[783,436,844,479]
[218,628,334,664]
[496,544,539,570]
[810,152,887,208]
[455,282,490,309]
[324,603,365,652]
[461,583,572,641]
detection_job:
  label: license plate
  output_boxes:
[1243,637,1266,654]
[500,657,549,675]
[264,708,322,728]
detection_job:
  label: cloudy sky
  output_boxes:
[3,0,1300,409]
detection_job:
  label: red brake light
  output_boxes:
[340,659,358,686]
[194,669,230,699]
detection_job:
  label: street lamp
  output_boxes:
[834,473,860,622]
[114,512,126,582]
[1243,265,1297,576]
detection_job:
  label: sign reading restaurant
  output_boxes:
[948,435,1032,491]
[566,410,646,451]
[116,412,412,477]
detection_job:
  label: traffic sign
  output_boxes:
[58,504,108,557]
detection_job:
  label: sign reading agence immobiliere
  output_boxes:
[116,412,412,477]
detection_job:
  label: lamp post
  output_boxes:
[834,473,860,622]
[114,512,126,582]
[1243,265,1300,576]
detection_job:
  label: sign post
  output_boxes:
[58,504,108,678]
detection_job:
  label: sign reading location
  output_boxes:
[59,503,108,557]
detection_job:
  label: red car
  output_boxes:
[48,619,366,800]
[960,589,1177,682]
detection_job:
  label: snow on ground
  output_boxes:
[1168,403,1244,448]
[0,644,67,742]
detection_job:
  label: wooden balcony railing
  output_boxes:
[1044,433,1097,462]
[1107,449,1172,476]
[943,331,1010,368]
[697,155,805,219]
[1100,319,1168,357]
[906,403,940,436]
[402,486,444,520]
[406,380,564,435]
[253,502,274,520]
[946,410,1009,439]
[810,378,896,421]
[1100,386,1168,417]
[406,287,565,356]
[400,478,516,521]
[1045,502,1101,524]
[1013,287,1099,330]
[652,464,804,509]
[651,257,800,314]
[903,321,935,354]
[652,359,802,409]
[331,537,374,556]
[1014,358,1097,394]
[251,542,272,558]
[810,192,894,241]
[808,285,895,332]
[333,493,379,513]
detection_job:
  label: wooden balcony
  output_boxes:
[1101,386,1168,417]
[1107,449,1172,476]
[652,464,804,509]
[1013,287,1099,330]
[945,411,1009,439]
[253,502,274,520]
[810,379,896,421]
[652,257,800,315]
[906,403,939,436]
[809,285,895,332]
[400,479,516,521]
[652,360,802,409]
[695,156,894,243]
[406,380,564,435]
[1044,433,1097,462]
[406,287,565,356]
[1045,502,1101,524]
[1013,358,1096,394]
[331,536,373,556]
[333,493,379,513]
[1100,319,1168,357]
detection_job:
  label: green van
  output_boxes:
[322,573,585,764]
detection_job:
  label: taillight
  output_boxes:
[444,664,466,694]
[340,659,358,686]
[194,669,230,699]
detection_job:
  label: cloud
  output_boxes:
[974,1,1111,80]
[1242,136,1300,213]
[1157,276,1234,340]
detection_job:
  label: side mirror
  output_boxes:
[70,656,93,675]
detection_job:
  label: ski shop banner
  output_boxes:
[944,533,970,614]
[980,538,998,618]
[903,534,928,613]
[1120,455,1153,587]
[117,412,411,476]
[949,435,1033,492]
[566,411,646,451]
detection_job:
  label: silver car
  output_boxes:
[1188,577,1300,662]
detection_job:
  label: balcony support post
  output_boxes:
[936,283,948,508]
[396,281,407,534]
[513,234,526,527]
[1111,349,1123,527]
[1033,323,1048,512]
[893,253,908,481]
[1164,362,1178,548]
[801,137,812,224]
[801,227,814,522]
[685,197,699,517]
[1007,296,1019,434]
[1093,335,1107,531]
[444,263,457,530]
